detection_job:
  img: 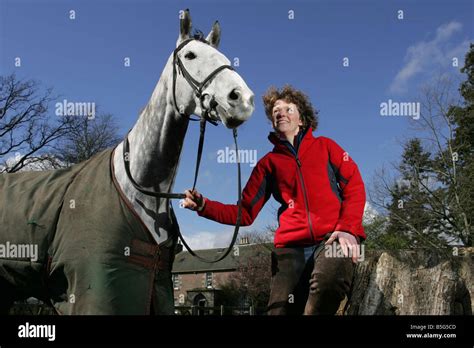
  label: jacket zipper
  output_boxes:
[295,156,315,244]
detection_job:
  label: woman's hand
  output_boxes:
[182,189,206,211]
[325,230,360,264]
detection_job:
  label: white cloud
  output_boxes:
[389,21,468,94]
[179,226,256,250]
[434,21,462,42]
[179,230,229,250]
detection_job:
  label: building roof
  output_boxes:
[172,243,273,273]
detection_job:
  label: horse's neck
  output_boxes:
[127,82,189,193]
[112,72,189,244]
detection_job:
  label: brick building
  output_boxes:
[171,238,272,314]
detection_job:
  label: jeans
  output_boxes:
[266,234,358,315]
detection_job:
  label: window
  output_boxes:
[172,274,180,290]
[205,272,213,288]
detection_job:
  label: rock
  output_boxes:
[344,248,473,315]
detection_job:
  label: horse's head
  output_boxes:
[169,9,254,128]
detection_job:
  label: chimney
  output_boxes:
[239,237,249,245]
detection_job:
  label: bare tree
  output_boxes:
[220,229,273,309]
[368,75,471,248]
[0,74,72,172]
[0,74,122,172]
[53,111,121,166]
[411,76,470,245]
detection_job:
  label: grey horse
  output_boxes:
[0,9,254,315]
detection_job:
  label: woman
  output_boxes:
[182,85,366,315]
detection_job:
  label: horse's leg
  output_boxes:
[151,268,175,315]
[0,260,43,315]
[151,226,179,315]
[48,257,157,315]
[0,277,15,314]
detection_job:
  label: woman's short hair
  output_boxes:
[262,85,318,130]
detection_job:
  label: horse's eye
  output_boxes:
[184,52,196,60]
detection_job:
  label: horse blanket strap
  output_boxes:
[127,239,172,272]
[0,149,177,314]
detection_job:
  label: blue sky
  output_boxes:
[0,0,472,248]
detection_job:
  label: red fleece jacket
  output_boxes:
[198,127,366,247]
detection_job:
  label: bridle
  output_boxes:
[122,36,243,263]
[172,37,235,126]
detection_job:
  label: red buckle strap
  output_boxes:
[127,238,172,271]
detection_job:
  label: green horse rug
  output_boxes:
[0,148,177,314]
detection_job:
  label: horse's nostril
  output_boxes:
[228,89,240,101]
[249,95,254,106]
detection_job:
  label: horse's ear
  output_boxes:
[206,21,221,48]
[178,9,192,43]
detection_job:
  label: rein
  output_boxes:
[122,37,242,263]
